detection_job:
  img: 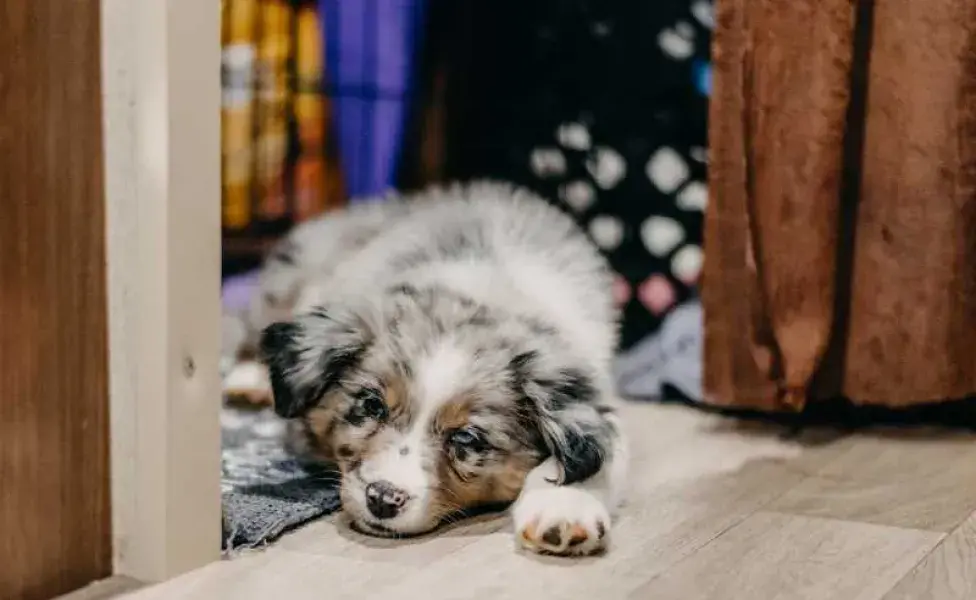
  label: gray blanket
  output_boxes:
[221,407,341,552]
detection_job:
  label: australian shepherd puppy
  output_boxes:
[226,182,628,556]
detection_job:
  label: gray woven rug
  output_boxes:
[221,406,341,553]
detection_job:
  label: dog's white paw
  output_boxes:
[512,485,610,556]
[223,360,273,405]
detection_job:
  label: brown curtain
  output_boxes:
[703,0,976,412]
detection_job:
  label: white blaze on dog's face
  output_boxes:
[259,286,615,537]
[338,340,509,534]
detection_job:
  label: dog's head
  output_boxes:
[259,284,613,536]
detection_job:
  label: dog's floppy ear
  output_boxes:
[259,306,371,418]
[510,351,612,485]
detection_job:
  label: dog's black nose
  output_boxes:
[365,481,408,519]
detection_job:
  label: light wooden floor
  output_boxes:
[119,402,976,600]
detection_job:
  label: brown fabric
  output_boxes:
[704,0,976,410]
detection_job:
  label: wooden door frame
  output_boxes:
[101,0,222,583]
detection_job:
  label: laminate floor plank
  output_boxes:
[769,430,976,532]
[883,509,976,600]
[632,512,942,600]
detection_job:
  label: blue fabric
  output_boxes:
[321,0,427,200]
[615,299,703,402]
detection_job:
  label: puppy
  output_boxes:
[238,182,628,556]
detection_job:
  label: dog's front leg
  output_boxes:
[512,415,628,556]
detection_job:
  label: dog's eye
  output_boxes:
[449,426,483,448]
[347,389,388,424]
[361,391,388,420]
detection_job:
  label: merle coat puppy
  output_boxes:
[228,182,628,556]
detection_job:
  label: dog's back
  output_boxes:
[286,182,618,371]
[231,182,617,376]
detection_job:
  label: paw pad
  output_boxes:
[512,484,612,557]
[518,517,606,556]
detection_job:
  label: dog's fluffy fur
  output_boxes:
[229,182,628,556]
